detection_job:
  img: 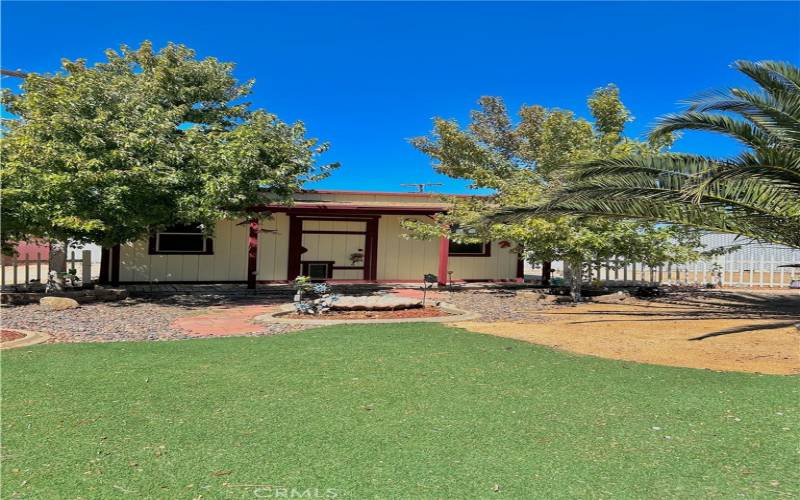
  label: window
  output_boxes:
[449,241,491,256]
[308,263,331,280]
[301,261,334,280]
[149,225,213,255]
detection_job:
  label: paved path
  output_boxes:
[172,305,309,337]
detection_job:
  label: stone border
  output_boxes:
[0,329,51,350]
[1,288,128,306]
[255,302,480,325]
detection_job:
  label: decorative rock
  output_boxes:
[2,288,128,306]
[540,294,573,304]
[592,291,630,304]
[330,295,423,311]
[40,296,80,311]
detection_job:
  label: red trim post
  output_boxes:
[111,245,120,286]
[287,216,303,281]
[365,218,379,280]
[438,237,449,286]
[516,255,525,282]
[247,220,259,289]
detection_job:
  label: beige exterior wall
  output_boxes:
[256,213,290,281]
[376,215,439,280]
[117,208,519,282]
[448,246,519,280]
[375,215,519,281]
[301,220,367,280]
[118,219,249,282]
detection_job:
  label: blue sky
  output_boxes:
[2,1,798,193]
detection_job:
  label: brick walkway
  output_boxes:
[171,304,302,337]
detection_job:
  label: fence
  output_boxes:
[585,257,800,289]
[1,250,94,288]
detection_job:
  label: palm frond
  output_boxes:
[650,112,770,149]
[508,60,800,249]
[735,60,800,94]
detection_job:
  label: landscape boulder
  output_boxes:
[330,295,423,311]
[541,294,573,304]
[39,296,80,311]
[517,290,548,301]
[592,291,630,304]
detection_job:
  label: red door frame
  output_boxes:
[287,215,380,281]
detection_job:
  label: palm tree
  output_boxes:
[497,60,800,248]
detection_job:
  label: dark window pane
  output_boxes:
[308,263,329,279]
[449,241,486,255]
[158,234,206,252]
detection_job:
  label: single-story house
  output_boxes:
[100,190,523,287]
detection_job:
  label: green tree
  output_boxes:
[1,41,336,258]
[408,87,707,299]
[509,60,800,249]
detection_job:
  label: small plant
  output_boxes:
[45,269,81,293]
[349,251,364,265]
[422,273,437,306]
[292,276,338,315]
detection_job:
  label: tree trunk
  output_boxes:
[541,261,552,286]
[566,259,583,302]
[48,241,67,291]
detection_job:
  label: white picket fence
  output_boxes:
[586,257,800,288]
[1,250,94,287]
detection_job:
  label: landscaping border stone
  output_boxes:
[256,302,480,325]
[1,288,128,306]
[0,329,51,349]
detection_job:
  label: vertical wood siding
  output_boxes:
[118,220,248,282]
[447,245,519,280]
[301,221,367,263]
[376,216,439,280]
[118,214,519,282]
[256,213,290,281]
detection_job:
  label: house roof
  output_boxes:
[253,189,477,215]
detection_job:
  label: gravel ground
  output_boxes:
[1,295,303,343]
[442,288,553,322]
[0,288,559,343]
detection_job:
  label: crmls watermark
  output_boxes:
[242,485,340,498]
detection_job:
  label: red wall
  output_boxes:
[2,241,50,264]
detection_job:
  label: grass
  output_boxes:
[2,324,798,498]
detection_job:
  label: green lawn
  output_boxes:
[2,324,798,498]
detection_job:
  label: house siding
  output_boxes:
[376,215,439,280]
[118,219,248,282]
[116,193,520,283]
[448,244,519,280]
[256,213,290,281]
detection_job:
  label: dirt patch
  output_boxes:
[282,307,450,320]
[457,291,800,375]
[0,330,26,343]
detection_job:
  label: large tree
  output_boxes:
[408,87,709,299]
[500,60,800,249]
[1,41,336,256]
